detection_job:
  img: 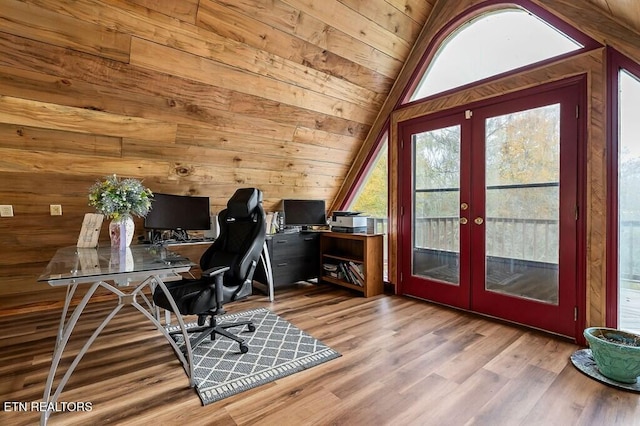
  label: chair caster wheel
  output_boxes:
[239,344,249,354]
[247,324,256,332]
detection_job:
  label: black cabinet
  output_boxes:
[255,232,320,288]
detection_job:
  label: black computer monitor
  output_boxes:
[144,193,211,231]
[283,199,326,228]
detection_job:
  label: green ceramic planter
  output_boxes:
[584,327,640,384]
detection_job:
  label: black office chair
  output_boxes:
[153,188,266,353]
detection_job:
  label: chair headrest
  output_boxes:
[226,188,262,219]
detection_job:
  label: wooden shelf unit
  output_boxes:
[319,232,383,297]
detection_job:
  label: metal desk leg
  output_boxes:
[260,241,274,302]
[147,275,194,384]
[40,278,194,425]
[41,281,102,425]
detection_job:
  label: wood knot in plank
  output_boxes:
[288,388,303,397]
[186,104,203,114]
[174,164,194,177]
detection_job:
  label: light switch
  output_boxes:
[0,205,14,217]
[50,205,63,216]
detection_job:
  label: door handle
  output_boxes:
[474,217,484,225]
[460,217,468,225]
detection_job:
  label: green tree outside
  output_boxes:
[350,146,388,218]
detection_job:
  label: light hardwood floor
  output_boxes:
[0,283,638,425]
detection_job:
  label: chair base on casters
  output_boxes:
[170,316,256,354]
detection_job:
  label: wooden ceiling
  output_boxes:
[589,0,640,34]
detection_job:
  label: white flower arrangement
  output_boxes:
[88,174,153,220]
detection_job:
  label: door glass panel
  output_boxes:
[413,125,461,285]
[618,70,640,333]
[484,104,560,303]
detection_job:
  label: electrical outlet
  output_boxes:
[50,204,63,216]
[0,205,13,217]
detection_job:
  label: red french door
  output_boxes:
[399,79,584,338]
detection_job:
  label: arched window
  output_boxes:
[409,7,584,102]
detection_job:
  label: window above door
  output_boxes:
[407,3,598,103]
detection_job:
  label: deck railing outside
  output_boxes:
[367,216,640,332]
[415,216,559,263]
[368,217,640,281]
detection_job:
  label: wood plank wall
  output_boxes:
[333,0,640,328]
[1,0,637,320]
[0,0,433,312]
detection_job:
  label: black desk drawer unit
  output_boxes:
[256,232,320,288]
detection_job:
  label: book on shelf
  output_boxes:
[326,270,344,280]
[323,262,340,279]
[340,262,363,286]
[338,263,349,283]
[323,261,364,286]
[266,212,280,234]
[348,261,365,283]
[266,212,274,234]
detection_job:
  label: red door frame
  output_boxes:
[469,82,582,337]
[398,76,587,339]
[606,49,640,328]
[399,111,472,308]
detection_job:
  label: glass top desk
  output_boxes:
[37,245,196,425]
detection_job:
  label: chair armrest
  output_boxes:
[202,265,230,277]
[201,265,230,315]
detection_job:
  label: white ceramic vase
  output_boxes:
[109,215,135,250]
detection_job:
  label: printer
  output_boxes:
[330,211,369,233]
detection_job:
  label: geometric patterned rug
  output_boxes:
[166,308,341,405]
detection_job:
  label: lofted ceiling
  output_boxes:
[588,0,640,34]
